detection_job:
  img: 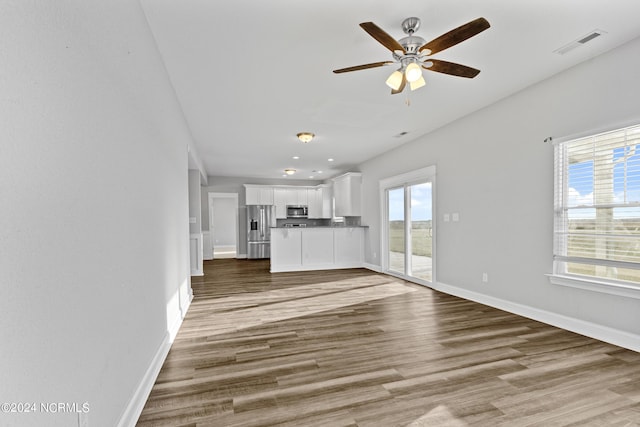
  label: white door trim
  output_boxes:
[208,192,239,259]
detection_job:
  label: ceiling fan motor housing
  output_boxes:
[402,17,421,34]
[398,18,427,58]
[398,35,427,54]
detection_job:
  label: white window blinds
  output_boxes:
[553,124,640,285]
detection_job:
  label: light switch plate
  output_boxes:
[452,213,459,222]
[443,213,450,222]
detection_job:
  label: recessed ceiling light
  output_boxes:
[284,169,296,175]
[328,158,334,162]
[309,176,315,179]
[292,156,300,160]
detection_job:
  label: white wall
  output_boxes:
[0,2,193,426]
[360,37,640,342]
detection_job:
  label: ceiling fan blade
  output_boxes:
[360,22,406,53]
[423,59,480,78]
[333,61,393,73]
[419,17,490,55]
[391,73,406,94]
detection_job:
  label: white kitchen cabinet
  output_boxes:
[270,227,365,272]
[245,185,274,205]
[333,172,362,217]
[307,188,321,219]
[274,187,309,218]
[285,188,307,206]
[308,186,332,219]
[302,228,334,266]
[320,186,333,218]
[334,227,363,268]
[271,228,302,268]
[273,188,288,218]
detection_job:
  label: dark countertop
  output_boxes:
[271,225,368,229]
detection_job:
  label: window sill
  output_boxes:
[547,274,640,300]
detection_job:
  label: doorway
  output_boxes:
[208,193,239,259]
[381,166,435,285]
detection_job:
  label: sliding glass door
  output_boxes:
[387,187,405,275]
[409,182,432,282]
[384,171,434,284]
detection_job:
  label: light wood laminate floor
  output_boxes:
[137,259,640,426]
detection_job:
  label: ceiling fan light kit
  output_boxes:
[404,62,422,82]
[385,70,404,90]
[333,16,490,95]
[409,75,426,91]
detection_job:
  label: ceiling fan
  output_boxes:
[333,16,490,94]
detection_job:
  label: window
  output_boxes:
[553,124,640,294]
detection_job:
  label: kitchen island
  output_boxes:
[270,226,366,273]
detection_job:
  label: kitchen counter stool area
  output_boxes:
[270,227,365,273]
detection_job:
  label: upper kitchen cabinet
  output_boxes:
[333,172,362,217]
[244,185,274,205]
[287,188,308,206]
[273,188,288,218]
[274,187,311,218]
[308,186,332,219]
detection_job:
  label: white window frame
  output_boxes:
[549,123,640,300]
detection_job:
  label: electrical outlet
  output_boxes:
[482,273,488,283]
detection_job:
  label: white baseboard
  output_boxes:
[363,262,382,273]
[236,253,247,259]
[270,262,364,273]
[118,297,192,427]
[432,281,640,353]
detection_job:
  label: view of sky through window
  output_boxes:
[388,183,432,221]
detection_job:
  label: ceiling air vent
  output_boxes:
[394,131,409,138]
[554,29,606,55]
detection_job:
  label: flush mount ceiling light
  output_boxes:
[284,169,296,175]
[297,132,315,143]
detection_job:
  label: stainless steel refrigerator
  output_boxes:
[247,205,276,259]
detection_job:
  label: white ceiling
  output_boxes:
[140,0,640,181]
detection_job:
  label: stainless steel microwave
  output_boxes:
[286,205,308,218]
